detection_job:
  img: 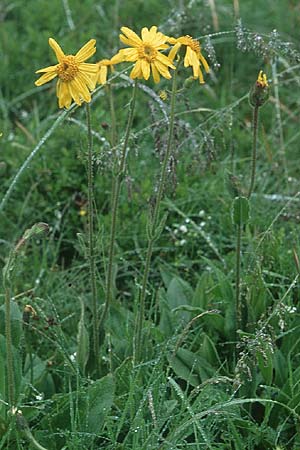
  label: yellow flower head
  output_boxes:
[168,35,210,84]
[112,26,175,83]
[256,70,269,88]
[35,38,98,108]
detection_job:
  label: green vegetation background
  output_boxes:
[1,0,300,449]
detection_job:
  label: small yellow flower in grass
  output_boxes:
[35,38,98,108]
[112,26,175,83]
[168,35,210,83]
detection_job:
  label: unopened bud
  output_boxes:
[249,70,269,107]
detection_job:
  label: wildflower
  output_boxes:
[168,35,210,83]
[112,26,175,83]
[249,70,269,107]
[35,38,98,108]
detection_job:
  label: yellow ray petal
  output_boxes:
[35,64,57,74]
[120,27,142,46]
[198,69,204,84]
[149,26,158,38]
[156,52,175,69]
[199,53,210,73]
[49,38,65,63]
[35,71,57,86]
[121,48,139,62]
[71,77,91,103]
[130,60,143,79]
[141,27,151,42]
[153,60,172,79]
[141,59,150,80]
[110,52,125,64]
[78,63,98,74]
[75,39,96,63]
[168,42,181,63]
[98,65,108,84]
[78,71,96,90]
[57,81,72,108]
[68,80,82,105]
[151,63,160,83]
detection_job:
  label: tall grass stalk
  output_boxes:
[85,103,99,375]
[134,67,178,364]
[99,81,138,333]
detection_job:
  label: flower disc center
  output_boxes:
[138,44,157,62]
[57,55,79,82]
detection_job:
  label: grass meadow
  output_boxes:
[1,0,300,448]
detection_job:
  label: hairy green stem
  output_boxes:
[107,82,117,149]
[99,80,138,333]
[4,283,14,409]
[134,68,178,364]
[85,103,99,375]
[235,223,242,335]
[247,105,259,199]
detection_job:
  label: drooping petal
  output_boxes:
[198,68,204,84]
[75,39,96,63]
[49,38,65,63]
[183,46,190,67]
[110,52,125,64]
[156,52,175,69]
[98,65,108,84]
[153,60,172,79]
[68,80,82,105]
[130,60,143,79]
[151,63,160,83]
[71,77,91,103]
[35,70,57,86]
[78,70,96,90]
[121,48,139,62]
[168,42,181,63]
[57,81,72,108]
[199,53,210,73]
[141,59,150,80]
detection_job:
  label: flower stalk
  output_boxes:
[99,80,138,334]
[134,65,178,364]
[85,103,99,375]
[247,105,259,200]
[247,70,269,199]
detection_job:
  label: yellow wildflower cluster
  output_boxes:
[35,26,210,108]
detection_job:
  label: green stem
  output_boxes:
[107,83,117,149]
[4,283,15,409]
[85,103,99,375]
[235,223,242,335]
[134,67,178,364]
[247,105,259,199]
[99,80,138,333]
